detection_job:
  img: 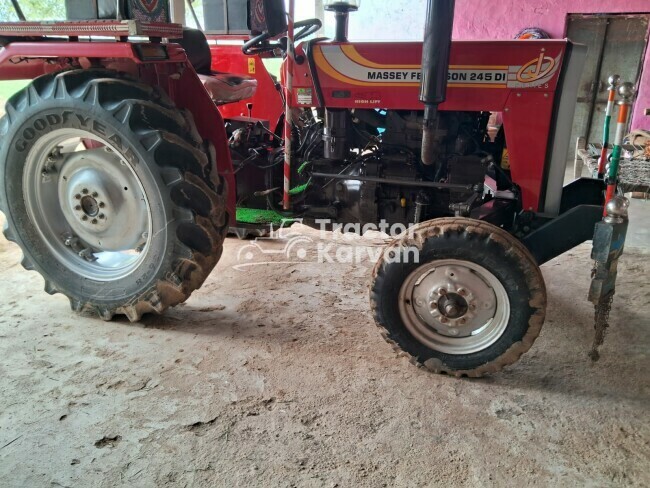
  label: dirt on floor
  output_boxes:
[0,217,649,487]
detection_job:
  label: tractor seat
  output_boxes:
[172,28,257,105]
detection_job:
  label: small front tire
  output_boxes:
[370,218,546,377]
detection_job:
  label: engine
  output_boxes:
[227,107,510,230]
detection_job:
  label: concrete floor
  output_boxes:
[0,192,648,486]
[627,197,650,248]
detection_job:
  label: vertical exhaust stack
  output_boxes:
[420,0,455,165]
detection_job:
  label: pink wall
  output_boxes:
[453,0,650,130]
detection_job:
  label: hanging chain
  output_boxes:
[588,291,614,362]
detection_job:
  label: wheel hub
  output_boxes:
[80,194,99,218]
[58,148,148,252]
[399,259,510,354]
[437,293,468,319]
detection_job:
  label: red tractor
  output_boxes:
[0,0,632,376]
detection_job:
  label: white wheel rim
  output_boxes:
[398,259,511,355]
[22,129,152,281]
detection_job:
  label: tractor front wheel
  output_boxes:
[0,69,228,321]
[370,218,547,377]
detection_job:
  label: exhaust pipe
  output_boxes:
[420,0,455,165]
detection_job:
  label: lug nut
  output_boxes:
[81,215,88,221]
[75,194,81,200]
[459,318,466,325]
[92,192,98,197]
[82,189,89,194]
[457,288,467,296]
[98,214,105,219]
[438,288,447,296]
[440,317,448,324]
[75,205,82,211]
[91,219,98,224]
[99,202,105,208]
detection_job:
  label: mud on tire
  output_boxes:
[0,69,228,321]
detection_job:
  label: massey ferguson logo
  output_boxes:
[517,53,556,83]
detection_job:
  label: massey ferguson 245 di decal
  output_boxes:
[313,44,561,89]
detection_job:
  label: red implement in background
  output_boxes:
[209,40,284,130]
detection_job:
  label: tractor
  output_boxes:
[0,0,633,376]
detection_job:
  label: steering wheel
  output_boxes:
[242,18,322,56]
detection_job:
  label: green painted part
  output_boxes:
[602,116,611,145]
[297,161,311,175]
[289,181,311,195]
[236,207,290,225]
[608,145,622,179]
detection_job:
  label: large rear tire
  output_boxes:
[370,218,546,377]
[0,69,228,321]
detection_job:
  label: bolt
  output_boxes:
[438,288,447,296]
[82,188,89,195]
[75,194,81,200]
[92,192,98,198]
[469,304,476,311]
[440,317,448,324]
[98,213,105,219]
[75,205,82,211]
[457,288,467,297]
[444,303,459,317]
[91,219,98,224]
[99,202,105,208]
[81,215,88,221]
[459,318,467,325]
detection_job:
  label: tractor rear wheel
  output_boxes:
[0,69,228,321]
[370,218,547,377]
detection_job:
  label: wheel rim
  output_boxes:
[398,259,510,355]
[23,129,152,281]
